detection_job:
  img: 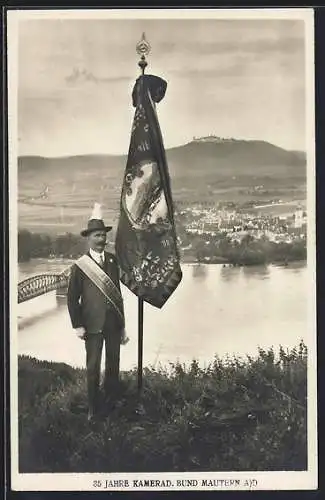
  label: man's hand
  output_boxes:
[121,328,130,345]
[74,327,86,339]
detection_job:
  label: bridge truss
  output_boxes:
[18,267,71,304]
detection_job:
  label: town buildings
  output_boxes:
[176,202,307,248]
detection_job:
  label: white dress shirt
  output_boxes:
[89,248,105,266]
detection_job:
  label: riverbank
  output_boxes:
[18,227,307,267]
[18,343,307,473]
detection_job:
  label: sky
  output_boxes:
[16,16,307,156]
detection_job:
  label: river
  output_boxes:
[17,259,309,371]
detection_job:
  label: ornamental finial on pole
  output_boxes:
[136,32,151,75]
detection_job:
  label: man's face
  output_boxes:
[88,230,107,252]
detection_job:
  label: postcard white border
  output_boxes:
[7,7,317,492]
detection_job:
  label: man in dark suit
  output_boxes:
[67,203,128,421]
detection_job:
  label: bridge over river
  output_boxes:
[17,260,309,371]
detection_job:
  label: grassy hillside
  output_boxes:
[18,342,307,473]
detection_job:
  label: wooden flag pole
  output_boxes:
[137,297,144,391]
[136,33,150,393]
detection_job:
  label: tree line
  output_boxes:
[181,232,307,266]
[18,230,87,262]
[18,228,307,266]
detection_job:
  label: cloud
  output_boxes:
[64,67,132,85]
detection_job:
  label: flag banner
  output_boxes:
[115,74,182,308]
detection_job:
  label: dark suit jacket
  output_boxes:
[67,250,124,334]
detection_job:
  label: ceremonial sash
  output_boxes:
[76,255,125,324]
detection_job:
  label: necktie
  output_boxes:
[99,254,105,268]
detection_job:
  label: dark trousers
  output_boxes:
[85,327,121,414]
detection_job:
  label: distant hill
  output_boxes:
[17,139,306,232]
[18,139,306,184]
[167,139,305,175]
